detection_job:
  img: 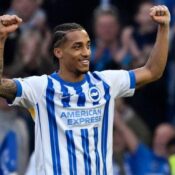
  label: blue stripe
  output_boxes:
[73,86,86,106]
[129,70,136,89]
[14,80,22,97]
[36,104,40,116]
[81,129,92,175]
[36,104,47,175]
[86,74,99,106]
[46,78,62,175]
[60,84,71,108]
[36,103,42,140]
[92,73,110,175]
[65,130,77,175]
[94,128,100,175]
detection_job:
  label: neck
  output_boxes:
[139,24,155,34]
[97,38,117,47]
[58,69,84,82]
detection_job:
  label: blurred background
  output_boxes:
[0,0,175,174]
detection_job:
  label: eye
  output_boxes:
[73,44,81,50]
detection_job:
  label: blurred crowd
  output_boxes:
[0,0,175,174]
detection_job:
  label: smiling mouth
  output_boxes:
[81,60,89,64]
[79,59,90,65]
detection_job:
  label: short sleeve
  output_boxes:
[95,70,136,98]
[11,75,47,109]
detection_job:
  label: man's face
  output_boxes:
[12,0,37,21]
[58,30,91,75]
[153,125,175,157]
[135,2,154,26]
[95,15,119,43]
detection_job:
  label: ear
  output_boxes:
[54,48,63,59]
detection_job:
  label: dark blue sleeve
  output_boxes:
[124,143,151,175]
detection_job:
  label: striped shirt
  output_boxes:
[12,70,136,175]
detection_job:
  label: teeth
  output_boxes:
[81,60,89,64]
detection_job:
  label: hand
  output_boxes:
[0,15,22,41]
[121,27,133,46]
[149,5,170,26]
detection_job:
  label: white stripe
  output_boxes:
[74,128,86,175]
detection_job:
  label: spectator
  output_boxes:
[0,98,30,175]
[90,5,129,71]
[126,1,157,68]
[4,0,49,69]
[5,29,54,78]
[114,115,174,175]
[7,0,46,32]
[113,98,151,175]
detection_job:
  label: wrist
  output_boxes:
[159,21,170,28]
[158,23,170,33]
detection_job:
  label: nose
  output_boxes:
[81,47,91,57]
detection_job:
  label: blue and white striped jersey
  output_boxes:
[12,70,135,175]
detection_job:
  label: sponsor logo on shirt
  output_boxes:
[60,108,103,126]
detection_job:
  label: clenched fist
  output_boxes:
[0,15,22,41]
[149,5,170,26]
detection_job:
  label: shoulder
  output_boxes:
[18,74,48,82]
[14,74,48,92]
[92,70,130,81]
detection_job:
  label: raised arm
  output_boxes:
[133,5,170,88]
[114,112,139,153]
[0,15,22,101]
